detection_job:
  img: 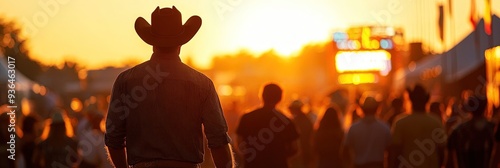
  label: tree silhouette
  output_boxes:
[0,18,44,81]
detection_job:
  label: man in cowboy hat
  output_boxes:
[105,6,234,168]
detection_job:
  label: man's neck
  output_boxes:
[262,105,276,111]
[151,52,181,61]
[412,108,426,113]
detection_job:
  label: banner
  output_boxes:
[439,5,445,42]
[470,0,477,29]
[484,0,492,35]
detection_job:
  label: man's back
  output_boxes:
[106,58,230,165]
[392,113,445,168]
[345,117,391,166]
[236,108,299,168]
[448,118,495,168]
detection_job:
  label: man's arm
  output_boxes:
[105,73,128,168]
[211,144,235,168]
[106,147,128,168]
[202,81,234,167]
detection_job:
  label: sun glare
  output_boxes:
[233,1,330,57]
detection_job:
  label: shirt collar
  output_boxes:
[150,52,182,62]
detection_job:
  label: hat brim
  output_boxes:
[135,15,201,47]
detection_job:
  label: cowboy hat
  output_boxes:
[135,6,202,47]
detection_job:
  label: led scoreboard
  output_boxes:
[333,26,404,85]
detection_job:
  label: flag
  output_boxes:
[484,0,492,35]
[470,0,477,29]
[438,5,445,42]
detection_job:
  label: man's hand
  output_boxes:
[210,144,235,168]
[106,147,128,168]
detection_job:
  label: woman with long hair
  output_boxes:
[33,109,80,168]
[313,107,345,168]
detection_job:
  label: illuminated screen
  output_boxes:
[335,50,391,75]
[338,73,379,85]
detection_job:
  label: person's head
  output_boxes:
[288,100,304,115]
[408,84,430,112]
[22,116,38,134]
[87,110,104,131]
[135,6,201,56]
[430,102,442,114]
[361,97,380,116]
[261,83,283,107]
[318,107,342,131]
[391,98,404,110]
[49,111,67,137]
[42,108,74,140]
[463,95,487,117]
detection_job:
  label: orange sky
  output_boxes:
[0,0,498,69]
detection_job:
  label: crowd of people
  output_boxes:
[1,83,500,168]
[229,84,500,168]
[0,106,112,168]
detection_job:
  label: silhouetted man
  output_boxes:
[390,85,445,168]
[236,83,299,168]
[288,100,313,168]
[105,6,233,168]
[343,97,391,168]
[448,95,495,168]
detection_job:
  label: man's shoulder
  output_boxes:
[182,63,210,78]
[115,61,149,78]
[375,119,391,130]
[242,108,289,120]
[178,63,214,86]
[241,108,265,119]
[396,113,430,124]
[392,114,414,129]
[349,120,362,129]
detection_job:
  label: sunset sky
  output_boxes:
[0,0,498,69]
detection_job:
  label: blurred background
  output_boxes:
[0,0,499,167]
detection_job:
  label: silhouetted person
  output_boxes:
[289,100,314,168]
[390,85,445,168]
[105,6,233,168]
[343,97,391,168]
[445,101,464,135]
[225,101,241,144]
[384,98,404,127]
[236,83,299,168]
[34,110,80,168]
[20,115,39,168]
[80,110,112,168]
[447,96,495,168]
[313,107,344,168]
[429,102,444,124]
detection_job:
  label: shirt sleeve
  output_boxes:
[202,81,231,149]
[105,73,127,149]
